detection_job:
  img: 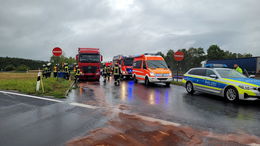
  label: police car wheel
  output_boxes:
[186,82,194,94]
[225,87,239,102]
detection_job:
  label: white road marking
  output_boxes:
[0,91,63,103]
[70,102,97,109]
[136,115,181,127]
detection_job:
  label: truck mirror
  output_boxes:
[76,55,79,61]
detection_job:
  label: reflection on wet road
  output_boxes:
[67,79,260,137]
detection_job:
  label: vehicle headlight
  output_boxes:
[150,72,155,76]
[238,85,257,90]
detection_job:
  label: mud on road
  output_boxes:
[67,109,260,146]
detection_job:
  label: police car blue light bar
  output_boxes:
[205,64,228,68]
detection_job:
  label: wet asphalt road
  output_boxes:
[0,92,109,146]
[1,78,260,145]
[68,78,260,137]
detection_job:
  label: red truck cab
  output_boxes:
[76,48,103,81]
[113,55,134,79]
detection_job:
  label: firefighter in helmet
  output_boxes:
[64,63,69,80]
[113,63,122,86]
[103,64,108,82]
[53,64,58,78]
[106,65,111,80]
[73,63,77,73]
[75,65,80,82]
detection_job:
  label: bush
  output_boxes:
[16,64,29,71]
[4,65,16,71]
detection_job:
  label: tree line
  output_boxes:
[0,57,47,71]
[158,45,252,74]
[0,55,77,72]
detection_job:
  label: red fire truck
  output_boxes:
[76,48,103,81]
[104,61,113,67]
[113,55,134,79]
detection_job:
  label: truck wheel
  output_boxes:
[224,87,239,102]
[134,75,138,83]
[186,82,194,94]
[145,77,150,86]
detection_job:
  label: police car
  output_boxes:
[183,64,260,102]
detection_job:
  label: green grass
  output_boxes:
[0,72,72,98]
[171,80,184,86]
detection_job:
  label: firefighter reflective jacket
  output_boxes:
[103,66,108,74]
[106,67,111,73]
[113,66,120,75]
[53,66,57,72]
[64,66,69,72]
[75,68,80,76]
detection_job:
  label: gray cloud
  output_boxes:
[0,0,259,61]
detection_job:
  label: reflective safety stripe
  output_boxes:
[75,69,80,75]
[136,76,145,80]
[53,67,57,72]
[134,70,145,73]
[222,78,258,87]
[184,75,227,88]
[114,67,119,75]
[193,83,222,91]
[184,74,227,84]
[136,74,145,78]
[65,66,69,72]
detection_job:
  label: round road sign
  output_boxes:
[174,51,184,61]
[52,47,62,56]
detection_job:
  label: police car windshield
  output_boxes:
[147,60,168,69]
[79,54,100,63]
[216,69,246,78]
[124,58,133,66]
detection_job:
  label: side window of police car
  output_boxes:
[206,69,216,77]
[189,69,206,76]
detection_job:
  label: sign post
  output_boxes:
[52,47,62,79]
[173,51,184,82]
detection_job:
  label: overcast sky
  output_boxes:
[0,0,259,61]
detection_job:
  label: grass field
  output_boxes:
[0,72,72,98]
[171,80,184,86]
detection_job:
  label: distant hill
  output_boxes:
[0,57,47,71]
